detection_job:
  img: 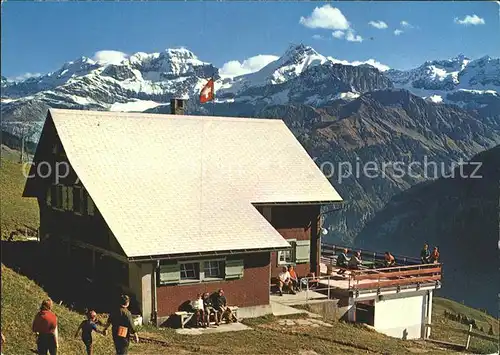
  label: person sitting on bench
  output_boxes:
[336,248,350,274]
[278,266,296,296]
[384,252,396,267]
[202,292,216,327]
[348,251,364,270]
[212,289,237,324]
[192,294,205,327]
[288,265,299,291]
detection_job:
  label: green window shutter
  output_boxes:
[295,240,311,264]
[46,187,52,206]
[66,187,73,211]
[88,196,95,216]
[61,186,68,210]
[79,189,85,214]
[159,264,180,285]
[225,259,244,279]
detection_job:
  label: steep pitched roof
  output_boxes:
[35,108,342,258]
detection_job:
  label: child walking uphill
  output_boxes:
[75,310,104,355]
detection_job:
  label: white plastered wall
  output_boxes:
[128,262,154,324]
[373,291,427,340]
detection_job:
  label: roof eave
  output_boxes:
[126,246,290,263]
[252,200,343,206]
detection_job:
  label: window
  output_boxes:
[278,241,296,265]
[277,239,311,265]
[204,260,224,279]
[180,262,200,280]
[159,258,242,285]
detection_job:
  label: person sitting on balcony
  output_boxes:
[431,247,440,263]
[278,266,295,296]
[288,265,300,291]
[348,251,364,270]
[305,272,319,290]
[384,252,396,267]
[420,244,431,264]
[336,248,350,275]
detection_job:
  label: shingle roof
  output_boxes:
[47,108,342,258]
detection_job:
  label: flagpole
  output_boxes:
[212,75,215,116]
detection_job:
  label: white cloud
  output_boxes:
[92,50,129,65]
[400,20,413,28]
[299,5,350,30]
[332,29,363,42]
[394,29,404,36]
[312,34,323,40]
[345,30,363,42]
[454,14,485,26]
[329,57,390,72]
[10,72,42,81]
[332,30,345,39]
[368,21,388,29]
[219,54,279,77]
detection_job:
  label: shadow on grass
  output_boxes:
[1,240,131,315]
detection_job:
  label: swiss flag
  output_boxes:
[199,78,215,104]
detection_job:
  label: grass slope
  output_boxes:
[3,263,499,355]
[1,264,115,354]
[431,298,499,354]
[0,156,39,238]
[1,147,498,354]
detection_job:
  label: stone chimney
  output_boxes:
[170,98,186,115]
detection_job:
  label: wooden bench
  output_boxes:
[175,311,194,329]
[229,306,239,322]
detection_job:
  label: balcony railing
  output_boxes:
[321,242,422,267]
[348,263,442,290]
[320,242,442,292]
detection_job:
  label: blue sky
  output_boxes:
[2,1,498,79]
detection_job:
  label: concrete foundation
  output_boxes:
[237,304,273,319]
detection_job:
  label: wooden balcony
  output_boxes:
[319,243,442,294]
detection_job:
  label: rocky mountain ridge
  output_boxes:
[356,145,500,315]
[2,44,499,246]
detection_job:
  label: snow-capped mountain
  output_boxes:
[385,54,500,109]
[1,43,499,142]
[2,48,217,110]
[216,44,392,106]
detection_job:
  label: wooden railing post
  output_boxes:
[327,274,331,299]
[465,324,472,350]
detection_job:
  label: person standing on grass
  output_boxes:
[75,310,104,355]
[1,332,5,355]
[32,298,58,355]
[103,295,138,355]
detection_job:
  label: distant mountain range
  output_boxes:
[356,145,500,315]
[1,44,499,247]
[2,44,499,138]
